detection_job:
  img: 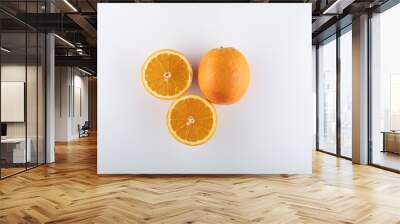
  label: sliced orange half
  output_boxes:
[167,95,217,146]
[141,49,193,100]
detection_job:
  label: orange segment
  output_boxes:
[141,49,193,100]
[167,95,217,146]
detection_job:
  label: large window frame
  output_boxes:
[316,25,353,160]
[367,0,400,173]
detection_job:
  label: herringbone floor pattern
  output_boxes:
[1,135,400,223]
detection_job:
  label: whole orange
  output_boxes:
[198,47,250,105]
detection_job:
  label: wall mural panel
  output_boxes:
[98,3,313,174]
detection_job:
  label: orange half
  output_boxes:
[167,95,217,146]
[141,49,193,100]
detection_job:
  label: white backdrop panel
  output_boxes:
[1,82,25,122]
[98,3,313,174]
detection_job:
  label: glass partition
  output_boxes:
[0,31,28,177]
[0,2,46,179]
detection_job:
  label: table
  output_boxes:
[1,138,31,163]
[382,131,400,154]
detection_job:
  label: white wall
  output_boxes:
[71,73,89,138]
[312,45,317,149]
[98,3,313,174]
[55,67,89,141]
[55,67,69,141]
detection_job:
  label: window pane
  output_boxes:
[371,4,400,171]
[340,30,352,158]
[318,38,337,154]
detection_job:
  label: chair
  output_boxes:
[79,121,90,138]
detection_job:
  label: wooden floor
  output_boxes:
[1,167,26,178]
[372,150,400,171]
[1,135,400,223]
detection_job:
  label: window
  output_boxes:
[318,37,337,154]
[370,3,400,171]
[317,27,353,159]
[340,29,352,158]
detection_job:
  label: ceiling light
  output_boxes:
[63,0,78,12]
[322,0,354,14]
[54,34,75,48]
[78,67,93,76]
[76,48,85,55]
[323,0,341,14]
[1,47,11,53]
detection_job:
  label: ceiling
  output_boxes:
[0,0,395,74]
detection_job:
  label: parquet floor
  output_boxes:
[1,167,26,178]
[1,135,400,223]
